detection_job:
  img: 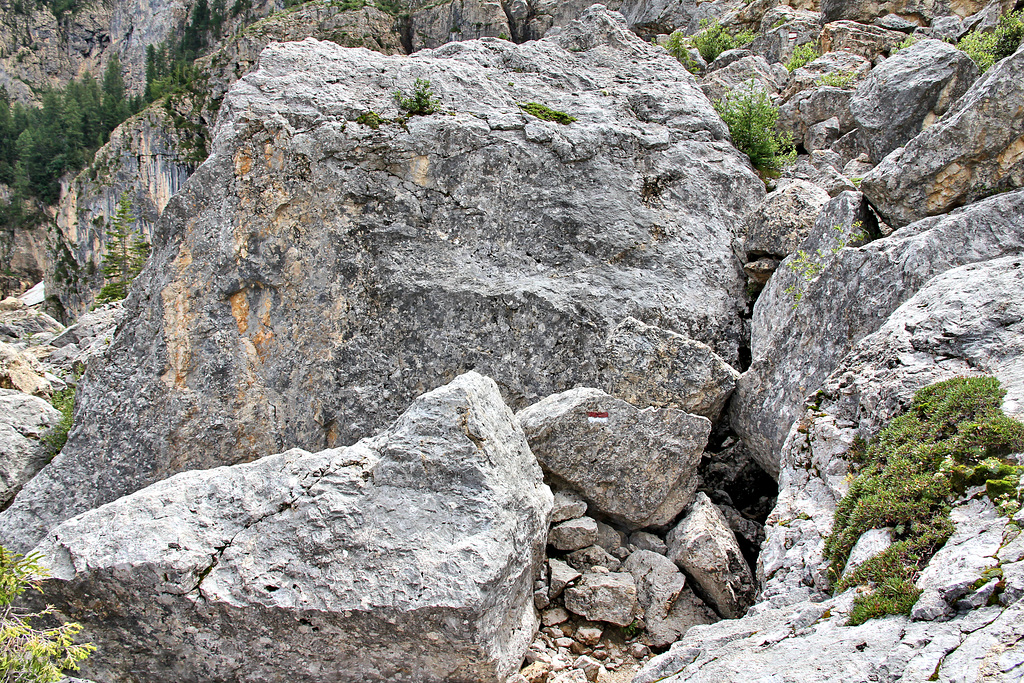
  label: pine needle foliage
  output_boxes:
[0,547,94,682]
[714,79,795,174]
[825,377,1024,625]
[97,193,150,304]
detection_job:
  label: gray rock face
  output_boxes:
[551,489,588,524]
[742,180,832,259]
[517,387,710,530]
[0,7,767,552]
[781,52,872,100]
[562,570,639,626]
[32,371,552,683]
[601,317,740,420]
[699,55,786,104]
[411,0,512,51]
[820,0,991,25]
[746,8,822,65]
[550,517,601,551]
[666,493,755,619]
[849,38,978,163]
[820,20,908,60]
[780,151,859,197]
[732,189,1024,477]
[623,549,717,647]
[861,42,1024,228]
[0,389,61,507]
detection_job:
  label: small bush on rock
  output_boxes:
[518,102,576,125]
[42,387,75,462]
[0,546,95,681]
[666,19,755,69]
[786,43,819,72]
[824,377,1024,625]
[958,10,1024,72]
[815,71,857,88]
[714,79,795,174]
[394,78,440,116]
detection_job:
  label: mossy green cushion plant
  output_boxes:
[518,102,576,125]
[824,377,1024,626]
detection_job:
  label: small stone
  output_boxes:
[521,661,551,683]
[595,521,627,554]
[629,531,668,555]
[550,517,599,551]
[563,572,639,626]
[542,607,570,627]
[569,641,588,655]
[524,649,552,665]
[551,490,588,524]
[575,626,603,646]
[566,545,621,572]
[628,643,651,659]
[555,637,575,649]
[550,669,588,683]
[508,675,529,683]
[573,655,602,682]
[534,588,551,609]
[549,558,583,599]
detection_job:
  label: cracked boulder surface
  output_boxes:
[31,371,552,683]
[0,6,761,552]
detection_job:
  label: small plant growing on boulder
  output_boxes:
[785,43,819,72]
[0,546,95,681]
[824,376,1024,625]
[714,79,795,174]
[815,70,858,88]
[958,10,1024,72]
[518,102,576,125]
[394,78,440,116]
[41,386,75,462]
[665,19,755,70]
[355,110,383,129]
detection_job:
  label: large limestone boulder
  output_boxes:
[861,42,1024,228]
[849,38,978,163]
[819,20,907,60]
[32,372,552,683]
[0,7,767,551]
[516,388,710,530]
[731,189,1024,477]
[742,179,832,259]
[0,389,61,507]
[699,55,787,104]
[666,493,756,619]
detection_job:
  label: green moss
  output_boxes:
[42,386,76,461]
[356,111,384,129]
[519,102,576,125]
[786,43,819,72]
[825,377,1024,625]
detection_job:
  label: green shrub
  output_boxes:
[356,111,383,129]
[957,10,1024,72]
[41,387,75,461]
[786,43,819,72]
[0,546,95,681]
[815,70,858,88]
[824,377,1024,625]
[714,79,795,174]
[891,36,917,54]
[666,19,755,69]
[394,78,440,116]
[519,102,575,125]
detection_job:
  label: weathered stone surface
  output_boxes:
[781,52,872,100]
[0,299,64,345]
[549,558,582,599]
[666,493,755,618]
[551,489,588,524]
[841,527,892,579]
[0,7,767,552]
[820,20,908,60]
[602,317,740,420]
[0,389,61,507]
[861,42,1024,228]
[780,151,859,197]
[32,371,552,683]
[411,0,512,51]
[746,8,822,65]
[566,544,622,572]
[705,48,751,72]
[594,520,627,555]
[630,530,668,554]
[699,55,786,104]
[742,179,832,259]
[550,516,600,551]
[0,342,54,398]
[562,571,639,626]
[623,549,718,647]
[731,189,1024,477]
[849,39,978,163]
[820,0,993,24]
[517,387,710,529]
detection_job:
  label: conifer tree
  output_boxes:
[97,193,151,303]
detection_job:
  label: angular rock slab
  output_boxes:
[0,389,61,507]
[32,372,553,683]
[623,549,717,648]
[849,38,978,164]
[517,387,710,530]
[732,189,1024,477]
[666,493,755,619]
[562,571,639,627]
[0,6,765,553]
[862,43,1024,228]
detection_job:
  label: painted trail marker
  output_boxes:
[587,411,609,424]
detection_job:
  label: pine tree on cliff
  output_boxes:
[97,193,151,304]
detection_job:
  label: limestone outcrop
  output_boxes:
[32,371,552,683]
[0,7,766,551]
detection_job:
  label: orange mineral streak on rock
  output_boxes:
[234,149,253,177]
[997,135,1024,174]
[159,242,195,390]
[229,289,249,335]
[926,162,971,215]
